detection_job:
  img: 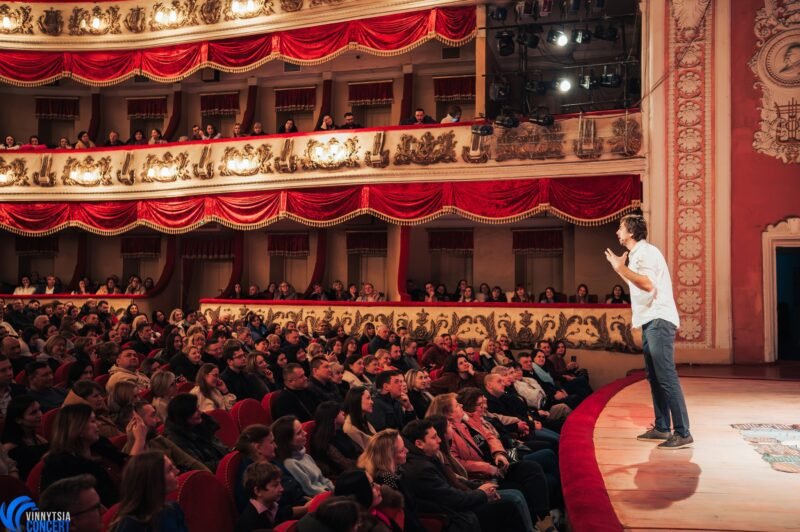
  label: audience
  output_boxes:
[162,393,228,471]
[38,474,104,532]
[273,415,334,496]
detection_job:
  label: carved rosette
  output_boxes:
[301,137,360,170]
[0,157,29,186]
[669,0,713,345]
[219,144,274,176]
[280,0,303,12]
[608,117,643,156]
[141,152,191,182]
[394,131,457,165]
[61,156,113,186]
[150,0,198,31]
[748,1,800,164]
[0,5,33,34]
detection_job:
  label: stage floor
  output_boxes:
[594,377,800,531]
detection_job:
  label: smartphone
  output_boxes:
[570,356,577,363]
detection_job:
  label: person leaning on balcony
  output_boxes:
[104,131,125,147]
[127,129,147,146]
[440,104,462,124]
[190,124,204,141]
[400,107,436,125]
[278,119,299,134]
[339,112,363,130]
[1,135,20,150]
[148,128,167,145]
[314,113,337,131]
[56,137,73,150]
[203,124,222,140]
[251,122,267,136]
[74,131,95,149]
[20,136,46,150]
[357,283,385,302]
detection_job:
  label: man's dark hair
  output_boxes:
[343,112,354,118]
[221,339,243,362]
[517,352,532,361]
[283,362,303,381]
[39,474,97,513]
[620,214,648,241]
[314,496,360,531]
[135,320,149,334]
[243,462,282,499]
[402,418,434,445]
[309,356,327,372]
[415,107,425,113]
[375,370,400,392]
[25,360,49,378]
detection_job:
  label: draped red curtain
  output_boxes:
[127,98,168,119]
[121,236,161,257]
[346,232,387,255]
[275,87,316,112]
[0,7,475,86]
[428,230,474,253]
[15,236,58,255]
[434,76,476,102]
[0,175,642,235]
[34,98,79,119]
[267,233,309,257]
[181,238,233,258]
[512,230,564,254]
[200,93,240,117]
[348,81,393,106]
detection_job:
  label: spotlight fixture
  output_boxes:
[599,70,621,88]
[496,31,515,56]
[517,24,542,48]
[547,28,569,47]
[579,73,599,90]
[489,82,510,102]
[494,113,520,129]
[572,28,592,44]
[471,124,494,136]
[594,23,618,41]
[525,79,548,95]
[553,78,572,92]
[489,7,508,21]
[530,114,554,127]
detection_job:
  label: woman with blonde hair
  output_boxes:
[150,371,178,421]
[478,337,511,372]
[38,334,74,372]
[108,380,139,431]
[404,369,433,419]
[245,351,276,393]
[191,363,236,412]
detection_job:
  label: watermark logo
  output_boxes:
[0,495,71,532]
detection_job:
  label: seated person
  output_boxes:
[20,135,47,150]
[104,130,125,147]
[295,496,359,532]
[511,285,532,303]
[162,393,228,471]
[149,128,167,145]
[367,371,417,431]
[314,114,337,131]
[26,361,68,412]
[570,283,591,304]
[2,135,20,149]
[56,136,73,149]
[440,104,462,123]
[107,349,151,393]
[277,119,298,134]
[429,354,486,395]
[75,131,96,149]
[308,357,342,404]
[231,122,247,138]
[189,124,204,140]
[529,350,584,410]
[127,129,147,145]
[309,401,359,480]
[236,462,285,532]
[339,112,363,129]
[203,124,222,139]
[273,415,334,497]
[606,283,630,304]
[38,474,103,532]
[539,287,558,304]
[63,380,123,439]
[1,396,49,480]
[342,386,376,450]
[191,363,237,412]
[250,122,267,136]
[272,364,321,422]
[400,108,436,126]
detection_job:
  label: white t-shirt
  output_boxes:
[626,239,680,329]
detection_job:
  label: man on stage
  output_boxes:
[605,214,693,450]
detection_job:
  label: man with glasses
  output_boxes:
[220,339,266,401]
[39,474,103,532]
[272,363,320,422]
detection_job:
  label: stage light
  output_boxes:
[525,80,548,95]
[489,7,508,21]
[490,82,510,102]
[600,71,621,88]
[553,78,572,92]
[579,73,599,90]
[496,31,515,56]
[594,23,618,41]
[517,24,542,48]
[471,124,494,136]
[530,114,554,127]
[494,114,520,129]
[572,28,592,44]
[547,29,569,47]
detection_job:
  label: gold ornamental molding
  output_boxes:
[199,301,643,353]
[749,0,800,164]
[0,0,469,50]
[0,116,645,201]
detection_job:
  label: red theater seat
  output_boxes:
[273,520,298,532]
[54,361,75,384]
[94,374,111,388]
[102,503,120,532]
[300,420,316,453]
[215,451,243,509]
[25,461,45,499]
[261,391,281,424]
[206,409,239,448]
[230,399,269,432]
[38,408,60,440]
[176,471,235,532]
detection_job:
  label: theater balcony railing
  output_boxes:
[0,111,645,203]
[199,299,642,353]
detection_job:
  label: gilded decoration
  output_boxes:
[493,122,565,161]
[199,302,642,353]
[32,156,56,187]
[68,6,121,36]
[219,144,273,176]
[669,0,713,345]
[365,132,390,168]
[117,152,136,185]
[310,0,341,6]
[280,0,303,12]
[608,117,643,156]
[141,152,191,183]
[124,7,146,33]
[37,8,63,36]
[0,5,33,34]
[223,0,274,21]
[572,118,604,159]
[394,131,457,165]
[749,0,800,164]
[461,130,490,164]
[150,0,198,31]
[0,157,28,187]
[199,0,222,24]
[301,137,360,170]
[61,156,113,186]
[192,146,215,179]
[276,138,298,173]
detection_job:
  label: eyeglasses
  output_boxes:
[71,502,103,517]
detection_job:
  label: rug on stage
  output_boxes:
[730,423,800,473]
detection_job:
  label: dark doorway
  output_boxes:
[776,247,800,361]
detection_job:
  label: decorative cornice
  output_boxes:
[0,0,469,50]
[0,115,645,201]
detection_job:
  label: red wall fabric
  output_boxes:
[0,176,641,236]
[730,1,800,363]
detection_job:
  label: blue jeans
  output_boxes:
[642,319,691,437]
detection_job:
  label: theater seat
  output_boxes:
[102,503,120,532]
[38,408,60,440]
[0,475,31,506]
[261,391,281,425]
[54,361,75,384]
[306,490,331,513]
[14,371,27,386]
[176,471,235,532]
[206,409,240,448]
[420,514,448,532]
[300,421,316,452]
[215,451,243,510]
[94,374,111,388]
[25,461,45,499]
[230,399,269,432]
[110,434,128,450]
[273,520,298,532]
[177,381,195,393]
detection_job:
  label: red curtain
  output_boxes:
[181,238,233,258]
[0,7,475,86]
[127,98,167,119]
[35,98,79,120]
[434,76,476,102]
[267,233,309,256]
[121,236,161,257]
[0,175,641,235]
[200,93,240,117]
[428,230,474,253]
[513,230,564,254]
[347,232,387,255]
[348,81,393,106]
[275,87,316,112]
[15,236,58,255]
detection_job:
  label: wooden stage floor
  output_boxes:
[594,377,800,531]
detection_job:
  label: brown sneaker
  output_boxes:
[657,433,694,450]
[636,428,671,441]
